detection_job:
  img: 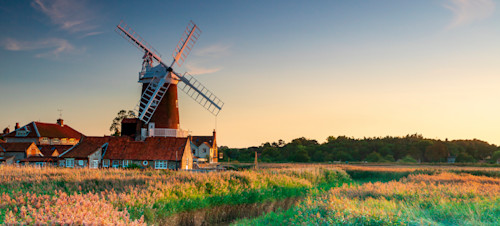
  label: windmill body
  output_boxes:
[116,21,224,140]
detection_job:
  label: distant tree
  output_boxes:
[109,110,136,136]
[425,141,448,162]
[291,145,310,162]
[456,152,476,163]
[399,155,417,163]
[491,150,500,164]
[384,154,395,162]
[365,152,383,162]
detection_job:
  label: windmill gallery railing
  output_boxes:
[141,128,190,139]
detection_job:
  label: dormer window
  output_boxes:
[16,127,30,137]
[40,137,50,144]
[61,138,67,144]
[52,138,60,145]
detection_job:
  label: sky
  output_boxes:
[0,0,499,148]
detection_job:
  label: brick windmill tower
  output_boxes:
[116,21,224,139]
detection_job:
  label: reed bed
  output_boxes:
[237,172,500,225]
[0,165,350,225]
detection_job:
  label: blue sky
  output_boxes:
[1,0,499,147]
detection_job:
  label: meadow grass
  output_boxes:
[235,172,500,225]
[0,165,350,225]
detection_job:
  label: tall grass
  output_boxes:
[236,172,500,225]
[0,165,350,224]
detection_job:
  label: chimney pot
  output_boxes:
[15,123,20,130]
[57,119,64,126]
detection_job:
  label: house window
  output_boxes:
[35,162,45,167]
[40,137,50,144]
[66,159,74,168]
[61,138,68,144]
[103,159,110,167]
[52,138,61,145]
[155,160,168,169]
[123,160,129,167]
[68,138,76,144]
[143,160,148,166]
[78,160,84,166]
[112,160,119,168]
[59,160,65,167]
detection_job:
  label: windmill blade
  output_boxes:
[116,21,162,62]
[171,21,201,68]
[176,72,224,116]
[137,77,172,123]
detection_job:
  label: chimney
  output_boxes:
[213,129,216,139]
[15,123,20,130]
[57,118,64,126]
[3,127,9,134]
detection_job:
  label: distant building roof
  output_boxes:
[61,136,190,161]
[60,137,111,158]
[191,136,215,147]
[20,156,57,162]
[38,145,73,157]
[3,121,83,139]
[0,142,35,152]
[104,137,189,161]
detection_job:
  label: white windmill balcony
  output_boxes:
[141,128,190,139]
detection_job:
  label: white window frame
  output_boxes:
[59,160,65,167]
[78,160,84,166]
[102,159,109,167]
[155,160,168,169]
[123,160,129,167]
[112,160,119,168]
[66,158,74,168]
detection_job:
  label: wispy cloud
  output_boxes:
[194,43,231,58]
[443,0,495,29]
[3,38,83,58]
[31,0,99,34]
[185,63,222,75]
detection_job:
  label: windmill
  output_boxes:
[115,21,224,139]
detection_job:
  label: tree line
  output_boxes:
[220,134,500,163]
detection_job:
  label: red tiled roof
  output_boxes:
[61,137,111,158]
[20,156,57,162]
[0,142,34,152]
[3,121,83,139]
[35,122,83,138]
[191,136,215,147]
[38,145,73,157]
[104,137,189,161]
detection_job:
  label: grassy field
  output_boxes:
[0,164,498,225]
[0,165,349,225]
[236,166,500,226]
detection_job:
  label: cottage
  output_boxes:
[2,119,83,145]
[59,137,109,168]
[21,145,73,166]
[102,137,193,170]
[191,130,219,163]
[0,142,40,163]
